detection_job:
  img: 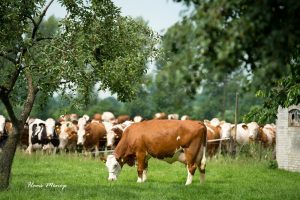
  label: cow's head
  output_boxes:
[77,117,88,145]
[247,122,259,141]
[45,118,56,138]
[105,155,122,181]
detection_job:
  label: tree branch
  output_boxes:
[31,0,55,40]
[20,70,39,124]
[0,95,19,127]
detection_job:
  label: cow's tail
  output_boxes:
[198,122,207,183]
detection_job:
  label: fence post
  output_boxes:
[230,92,239,158]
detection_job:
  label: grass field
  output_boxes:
[1,151,300,200]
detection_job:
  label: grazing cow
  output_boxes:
[153,112,167,120]
[181,115,190,120]
[58,121,78,152]
[133,116,143,123]
[117,115,131,124]
[82,122,107,153]
[105,120,207,185]
[205,124,221,158]
[168,114,179,120]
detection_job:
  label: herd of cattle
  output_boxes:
[0,112,276,156]
[0,112,276,184]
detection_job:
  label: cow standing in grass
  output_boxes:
[105,120,207,185]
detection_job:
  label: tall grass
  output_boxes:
[1,151,300,200]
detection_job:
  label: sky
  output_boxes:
[46,0,186,34]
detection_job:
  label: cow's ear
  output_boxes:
[242,124,248,130]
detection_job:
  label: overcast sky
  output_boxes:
[46,0,186,34]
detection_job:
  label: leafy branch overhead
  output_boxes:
[169,0,300,123]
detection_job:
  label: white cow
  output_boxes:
[26,119,46,154]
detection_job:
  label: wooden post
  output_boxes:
[230,92,239,157]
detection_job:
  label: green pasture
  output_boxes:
[1,151,300,200]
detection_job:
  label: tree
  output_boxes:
[0,0,157,190]
[170,0,300,123]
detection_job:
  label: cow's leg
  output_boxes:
[136,152,146,183]
[142,155,151,182]
[26,144,32,154]
[198,146,206,184]
[185,164,197,185]
[95,146,99,157]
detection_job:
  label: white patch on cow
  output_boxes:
[220,122,232,139]
[0,115,5,134]
[45,118,55,137]
[137,177,143,183]
[106,155,121,181]
[181,115,189,120]
[77,117,87,145]
[200,146,206,171]
[102,112,115,123]
[176,136,180,141]
[210,118,221,126]
[133,116,143,123]
[185,165,193,185]
[103,121,115,147]
[142,170,147,182]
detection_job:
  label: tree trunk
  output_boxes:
[0,126,20,190]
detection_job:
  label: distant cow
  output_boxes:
[153,112,167,120]
[168,114,179,120]
[205,124,221,158]
[133,116,143,123]
[58,121,78,152]
[105,120,207,185]
[102,112,116,123]
[26,118,59,154]
[231,122,259,145]
[82,122,107,154]
[181,115,190,120]
[117,115,131,124]
[257,124,276,147]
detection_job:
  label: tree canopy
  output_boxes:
[0,0,157,190]
[168,0,300,123]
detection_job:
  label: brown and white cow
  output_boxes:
[257,124,276,147]
[117,115,131,124]
[58,121,78,152]
[82,122,107,154]
[105,120,207,185]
